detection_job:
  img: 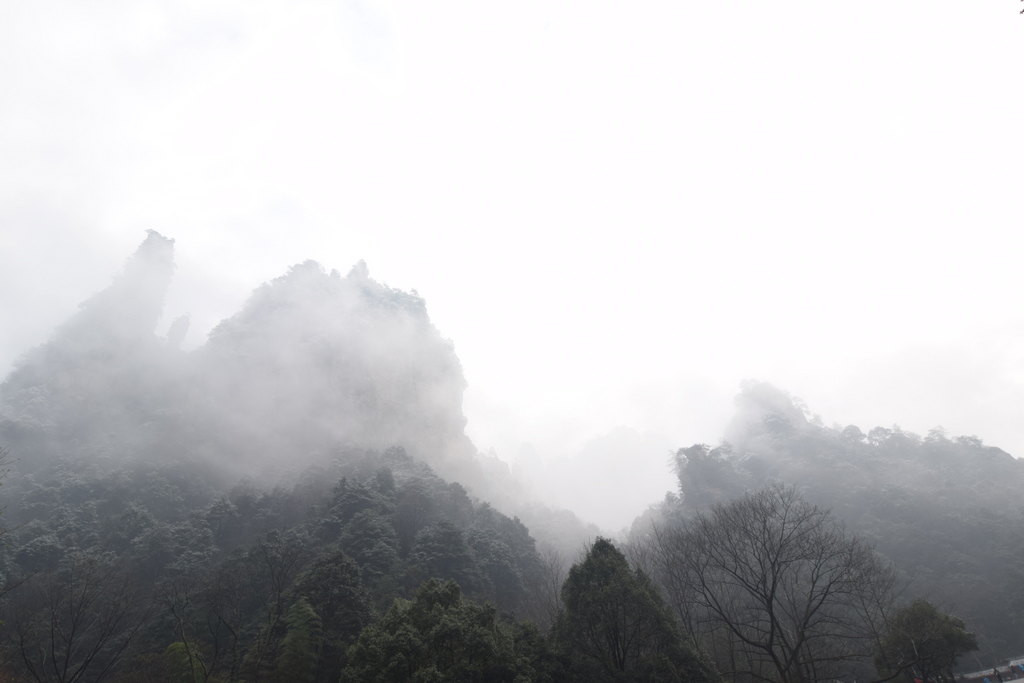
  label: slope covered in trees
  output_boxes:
[0,234,1019,680]
[0,232,598,679]
[641,382,1024,666]
[0,232,593,552]
[0,445,559,681]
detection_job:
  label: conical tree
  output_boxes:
[554,538,717,683]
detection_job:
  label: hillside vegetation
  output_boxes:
[1,234,1016,681]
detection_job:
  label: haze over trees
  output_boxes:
[646,382,1024,666]
[638,487,904,682]
[0,234,1014,681]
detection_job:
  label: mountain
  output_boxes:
[0,232,594,552]
[644,381,1024,664]
[0,232,592,681]
[0,230,179,464]
[187,258,476,478]
[3,233,1022,679]
[0,234,467,472]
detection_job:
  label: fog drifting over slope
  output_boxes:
[3,2,1024,530]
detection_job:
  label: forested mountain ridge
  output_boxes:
[0,233,1014,680]
[0,442,570,681]
[0,233,607,681]
[0,232,592,551]
[641,382,1024,666]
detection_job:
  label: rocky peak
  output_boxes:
[724,381,810,448]
[61,229,176,349]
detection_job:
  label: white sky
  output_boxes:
[3,1,1024,525]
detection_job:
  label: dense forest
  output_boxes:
[0,233,1019,681]
[635,382,1024,666]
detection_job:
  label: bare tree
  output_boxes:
[652,486,897,683]
[162,577,210,683]
[199,554,249,681]
[9,553,149,683]
[239,531,312,679]
[527,544,567,629]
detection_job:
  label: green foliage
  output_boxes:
[289,550,370,681]
[343,578,536,682]
[340,509,400,585]
[0,236,613,679]
[466,528,523,611]
[408,521,483,594]
[5,237,1017,681]
[394,480,441,555]
[0,449,552,681]
[876,600,978,681]
[291,551,369,642]
[555,538,717,683]
[666,382,1024,664]
[275,597,324,683]
[163,641,207,683]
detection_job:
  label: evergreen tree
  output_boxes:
[290,551,370,681]
[340,509,400,585]
[555,538,717,683]
[342,578,548,682]
[408,521,482,594]
[876,600,978,682]
[275,597,323,683]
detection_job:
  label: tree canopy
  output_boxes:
[645,486,897,682]
[341,578,555,683]
[875,600,978,682]
[555,537,717,683]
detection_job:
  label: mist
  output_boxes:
[3,0,1024,533]
[3,3,1024,678]
[5,230,1022,535]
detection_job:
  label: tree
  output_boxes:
[341,578,531,682]
[465,528,523,612]
[875,600,977,682]
[554,538,717,683]
[274,597,323,683]
[7,552,149,682]
[289,550,370,681]
[0,445,17,603]
[407,521,482,594]
[339,510,399,586]
[653,486,895,683]
[239,530,314,681]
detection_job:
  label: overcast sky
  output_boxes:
[3,2,1024,507]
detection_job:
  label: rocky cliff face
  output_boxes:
[0,233,477,485]
[0,231,178,462]
[191,258,475,479]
